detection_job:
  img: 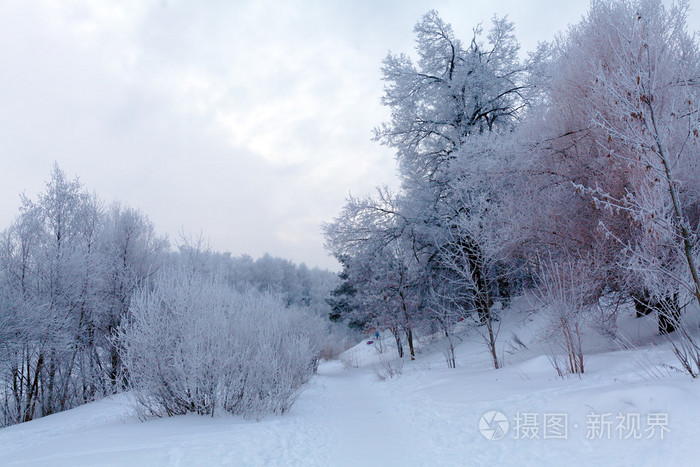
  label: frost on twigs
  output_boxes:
[373,354,404,382]
[536,259,593,376]
[340,351,361,370]
[118,268,322,420]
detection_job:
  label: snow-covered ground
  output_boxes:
[2,298,699,466]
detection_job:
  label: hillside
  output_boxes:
[1,298,699,466]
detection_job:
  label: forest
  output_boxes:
[324,0,700,373]
[0,165,343,425]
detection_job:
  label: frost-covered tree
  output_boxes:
[98,204,168,388]
[0,165,106,423]
[326,256,363,328]
[583,0,700,310]
[324,189,425,359]
[374,10,526,185]
[326,11,537,367]
[524,0,700,334]
[0,209,46,425]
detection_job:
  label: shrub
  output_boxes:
[536,260,591,376]
[118,268,321,419]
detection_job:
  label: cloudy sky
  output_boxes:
[0,1,697,270]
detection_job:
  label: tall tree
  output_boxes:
[525,0,700,333]
[99,204,168,388]
[374,11,525,186]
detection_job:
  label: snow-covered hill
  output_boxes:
[1,299,699,466]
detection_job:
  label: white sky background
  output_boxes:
[1,1,698,270]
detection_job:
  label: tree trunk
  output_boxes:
[632,290,680,334]
[109,346,122,390]
[406,327,416,360]
[645,95,700,307]
[391,327,404,358]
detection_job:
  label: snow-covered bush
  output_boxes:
[118,268,321,419]
[373,354,404,382]
[339,351,361,370]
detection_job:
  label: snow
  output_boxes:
[2,300,700,466]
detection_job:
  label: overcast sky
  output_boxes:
[1,1,697,270]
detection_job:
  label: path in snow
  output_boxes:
[0,360,432,466]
